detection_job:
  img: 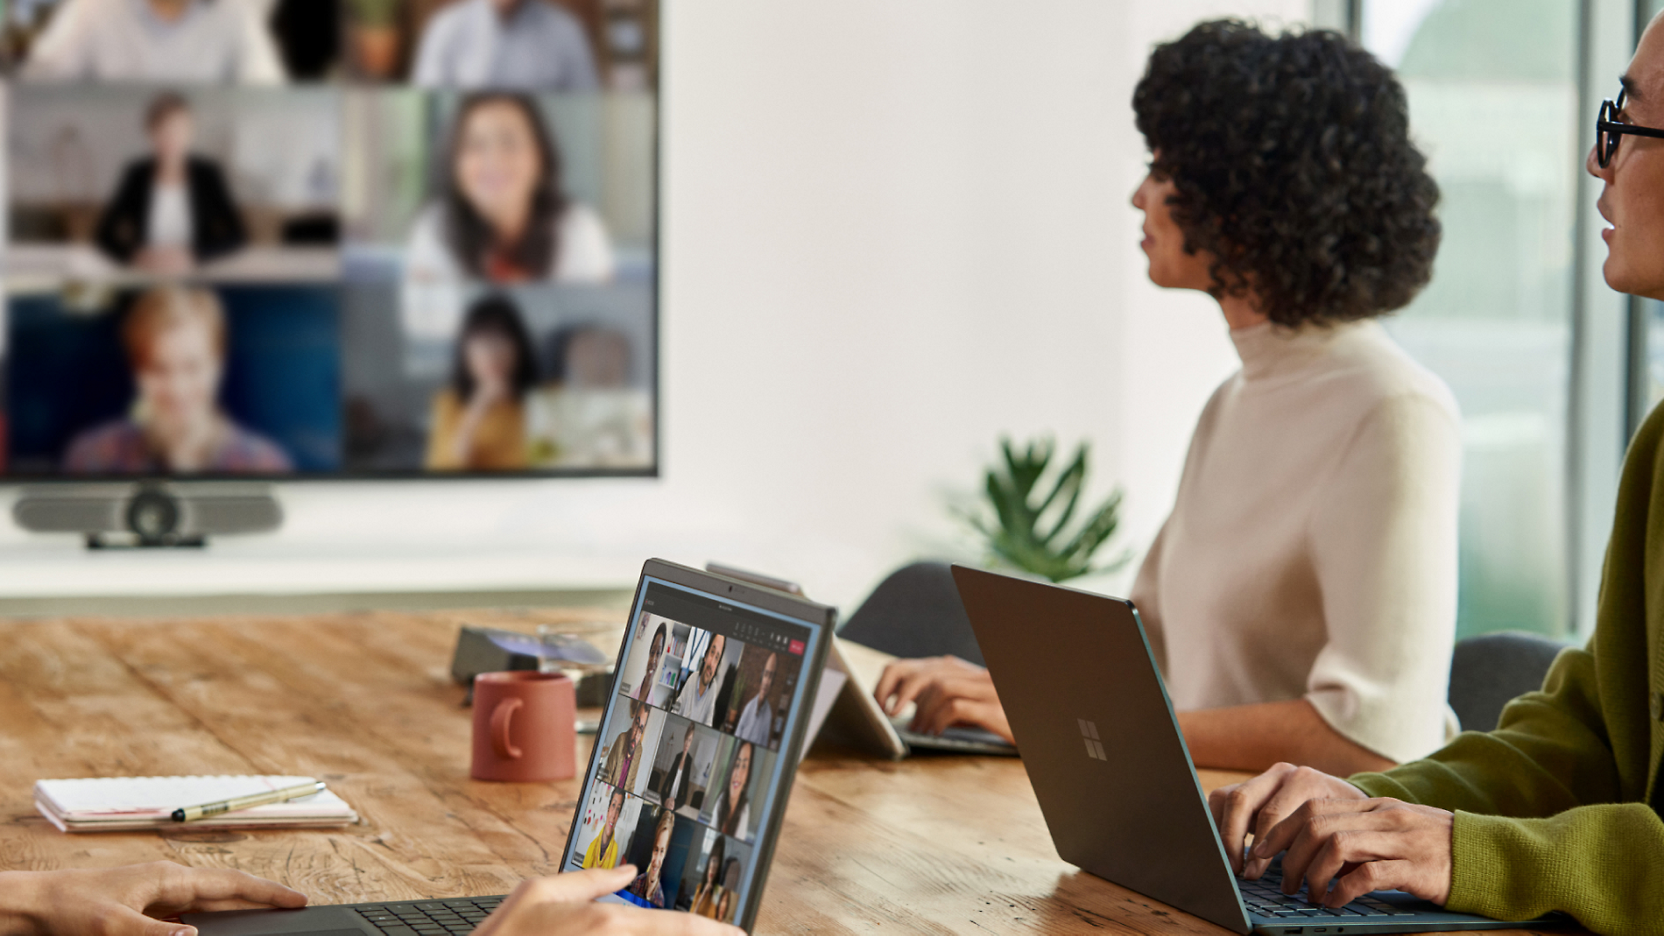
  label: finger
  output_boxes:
[632,908,746,936]
[1277,808,1400,895]
[1213,763,1295,876]
[908,676,993,733]
[149,866,307,913]
[1300,829,1401,901]
[1247,790,1379,879]
[108,904,197,936]
[1328,859,1416,909]
[1207,784,1234,845]
[1256,797,1388,881]
[515,865,639,906]
[873,660,923,714]
[885,666,946,717]
[913,682,1003,736]
[915,695,1000,738]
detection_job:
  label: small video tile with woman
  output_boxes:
[0,0,659,481]
[572,586,807,922]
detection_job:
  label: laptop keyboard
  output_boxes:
[353,896,506,935]
[1239,866,1417,919]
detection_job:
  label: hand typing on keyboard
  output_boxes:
[1210,763,1455,910]
[471,866,743,936]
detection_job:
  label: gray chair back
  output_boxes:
[837,561,985,666]
[1448,631,1571,732]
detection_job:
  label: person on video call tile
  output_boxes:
[711,741,752,843]
[631,621,667,702]
[95,93,248,277]
[731,652,776,748]
[404,92,615,285]
[63,286,292,476]
[424,294,537,471]
[657,726,696,812]
[413,0,599,91]
[601,700,651,793]
[716,858,742,923]
[625,810,674,909]
[687,834,726,918]
[580,785,627,870]
[673,634,726,727]
[21,0,285,83]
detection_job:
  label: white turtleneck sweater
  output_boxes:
[1130,319,1462,764]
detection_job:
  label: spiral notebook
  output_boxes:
[34,775,358,833]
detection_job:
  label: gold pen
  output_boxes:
[169,780,326,822]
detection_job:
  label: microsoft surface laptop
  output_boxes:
[186,559,834,935]
[951,565,1563,935]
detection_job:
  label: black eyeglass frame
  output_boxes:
[1597,90,1664,167]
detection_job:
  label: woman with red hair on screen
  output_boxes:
[63,285,290,475]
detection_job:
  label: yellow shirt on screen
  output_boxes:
[424,389,527,470]
[582,833,618,870]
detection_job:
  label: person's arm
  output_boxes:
[877,657,1390,773]
[1299,391,1463,766]
[1178,699,1393,776]
[1341,642,1664,933]
[1214,410,1664,935]
[192,161,248,262]
[94,165,146,264]
[473,867,740,936]
[0,862,305,936]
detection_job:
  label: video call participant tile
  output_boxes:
[597,697,664,799]
[674,825,752,925]
[572,781,642,872]
[698,733,775,845]
[644,714,722,818]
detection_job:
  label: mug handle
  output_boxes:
[490,697,524,760]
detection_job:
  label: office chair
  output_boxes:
[837,561,985,666]
[1447,631,1571,732]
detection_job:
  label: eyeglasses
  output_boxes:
[1596,89,1664,167]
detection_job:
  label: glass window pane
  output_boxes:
[1362,0,1582,639]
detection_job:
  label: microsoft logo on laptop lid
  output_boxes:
[1078,719,1106,761]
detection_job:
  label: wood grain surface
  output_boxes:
[0,611,1572,935]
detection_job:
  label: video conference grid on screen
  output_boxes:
[566,580,812,924]
[0,0,658,479]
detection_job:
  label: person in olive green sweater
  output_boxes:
[1208,13,1664,936]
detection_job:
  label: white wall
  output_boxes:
[0,0,1312,613]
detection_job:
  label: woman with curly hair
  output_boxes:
[877,19,1459,777]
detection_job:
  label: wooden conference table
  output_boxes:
[0,610,1563,935]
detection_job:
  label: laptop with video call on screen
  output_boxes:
[950,564,1567,935]
[183,560,833,936]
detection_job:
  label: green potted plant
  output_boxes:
[958,437,1129,583]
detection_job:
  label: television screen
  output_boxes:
[0,0,658,479]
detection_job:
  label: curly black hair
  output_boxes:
[1133,20,1440,326]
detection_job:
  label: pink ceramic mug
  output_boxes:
[471,671,576,782]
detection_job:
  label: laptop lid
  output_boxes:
[559,559,833,933]
[950,565,1253,935]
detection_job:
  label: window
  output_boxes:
[1348,0,1647,641]
[1359,0,1583,639]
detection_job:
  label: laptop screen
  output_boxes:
[561,575,821,925]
